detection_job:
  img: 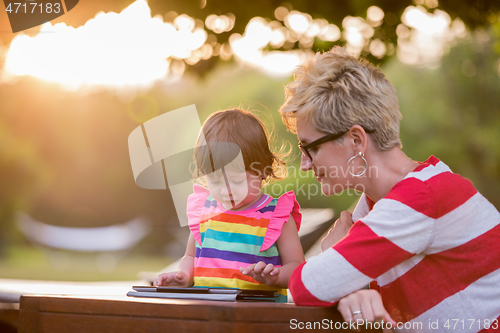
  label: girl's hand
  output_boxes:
[337,289,397,332]
[154,271,190,287]
[240,261,280,287]
[321,211,354,251]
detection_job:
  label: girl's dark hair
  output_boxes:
[193,108,286,181]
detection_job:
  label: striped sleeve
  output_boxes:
[289,173,437,306]
[288,263,337,306]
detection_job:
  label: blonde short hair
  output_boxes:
[279,47,402,151]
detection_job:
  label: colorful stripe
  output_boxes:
[201,213,272,228]
[194,267,260,283]
[258,205,277,213]
[194,247,281,266]
[195,276,262,289]
[194,256,281,271]
[195,275,286,294]
[198,228,266,248]
[203,199,218,208]
[197,236,279,257]
[200,219,268,237]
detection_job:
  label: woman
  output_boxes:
[278,47,500,332]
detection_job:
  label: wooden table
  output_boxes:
[18,295,381,332]
[0,303,19,332]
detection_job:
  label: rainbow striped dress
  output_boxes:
[187,184,301,302]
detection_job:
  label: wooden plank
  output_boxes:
[0,308,19,326]
[26,295,213,320]
[220,303,345,323]
[19,295,382,332]
[18,309,40,333]
[0,308,19,332]
[29,313,380,333]
[35,312,209,333]
[194,320,380,332]
[23,295,344,323]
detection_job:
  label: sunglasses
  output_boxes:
[298,128,375,161]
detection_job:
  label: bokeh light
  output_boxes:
[342,16,374,57]
[285,11,311,35]
[274,6,289,22]
[367,6,384,27]
[397,6,467,67]
[318,23,341,42]
[2,0,206,91]
[205,14,235,34]
[0,0,473,89]
[369,39,386,59]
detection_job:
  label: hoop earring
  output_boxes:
[347,152,367,177]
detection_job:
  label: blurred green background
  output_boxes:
[0,0,499,281]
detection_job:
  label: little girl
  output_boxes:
[154,108,304,302]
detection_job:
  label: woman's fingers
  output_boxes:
[369,291,397,325]
[337,296,355,323]
[338,292,368,332]
[384,312,397,326]
[340,211,353,224]
[359,298,374,323]
[321,211,355,251]
[337,289,396,331]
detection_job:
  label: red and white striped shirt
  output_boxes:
[289,156,500,332]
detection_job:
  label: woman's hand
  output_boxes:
[337,289,397,331]
[154,271,191,287]
[240,261,280,287]
[321,211,354,251]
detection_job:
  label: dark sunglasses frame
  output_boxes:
[298,128,375,161]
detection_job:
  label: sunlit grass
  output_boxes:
[0,245,173,281]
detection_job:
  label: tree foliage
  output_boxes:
[141,0,500,73]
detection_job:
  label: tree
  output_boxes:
[141,0,500,74]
